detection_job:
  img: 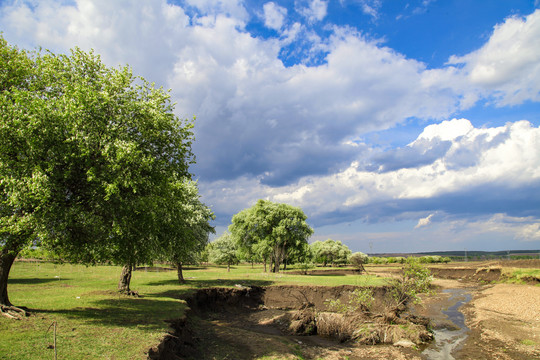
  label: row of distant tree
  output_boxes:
[204,236,455,271]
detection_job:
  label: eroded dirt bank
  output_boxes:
[148,265,540,360]
[148,285,430,360]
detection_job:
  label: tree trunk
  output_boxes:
[176,262,185,284]
[263,258,267,272]
[273,251,280,273]
[118,264,137,295]
[227,263,230,272]
[0,248,17,307]
[0,238,29,318]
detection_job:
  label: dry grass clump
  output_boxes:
[288,306,317,335]
[287,261,435,347]
[316,312,365,342]
[313,312,432,345]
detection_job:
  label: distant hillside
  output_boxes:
[370,249,540,259]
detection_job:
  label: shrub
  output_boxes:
[349,252,368,270]
[389,260,432,309]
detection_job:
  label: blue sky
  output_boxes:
[1,0,539,253]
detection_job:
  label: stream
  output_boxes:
[421,288,473,360]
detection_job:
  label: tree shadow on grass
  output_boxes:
[8,277,69,285]
[33,295,187,331]
[30,279,274,331]
[145,278,274,289]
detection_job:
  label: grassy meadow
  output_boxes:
[1,261,386,360]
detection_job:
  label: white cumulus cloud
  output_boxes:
[298,0,328,23]
[449,9,540,106]
[263,2,287,31]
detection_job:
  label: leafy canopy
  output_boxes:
[0,35,196,265]
[229,199,313,272]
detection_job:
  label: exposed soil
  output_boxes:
[287,269,363,276]
[148,264,540,360]
[148,285,429,360]
[457,283,540,360]
[429,267,504,284]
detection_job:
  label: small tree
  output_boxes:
[310,239,351,266]
[208,232,239,272]
[159,179,215,284]
[349,252,368,272]
[385,259,433,323]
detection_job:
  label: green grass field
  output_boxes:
[1,262,386,360]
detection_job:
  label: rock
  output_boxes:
[393,339,416,348]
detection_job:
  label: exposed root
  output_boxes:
[118,289,140,297]
[0,305,29,319]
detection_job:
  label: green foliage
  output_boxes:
[325,298,350,314]
[389,259,433,309]
[160,179,215,266]
[310,239,352,266]
[413,255,449,264]
[349,288,375,312]
[297,261,316,275]
[1,36,195,261]
[208,232,239,271]
[349,252,369,269]
[325,288,375,314]
[369,257,388,264]
[229,200,313,272]
[18,247,56,261]
[0,36,206,304]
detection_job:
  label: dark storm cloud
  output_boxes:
[367,138,452,173]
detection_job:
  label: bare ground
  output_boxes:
[457,283,540,360]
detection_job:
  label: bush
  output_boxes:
[349,252,368,269]
[388,260,433,312]
[369,257,388,264]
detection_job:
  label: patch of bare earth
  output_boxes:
[456,283,540,360]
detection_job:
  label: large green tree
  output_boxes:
[0,37,196,316]
[230,200,313,273]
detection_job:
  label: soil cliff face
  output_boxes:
[148,285,429,360]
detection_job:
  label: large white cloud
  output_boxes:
[170,25,469,183]
[449,9,540,106]
[1,1,539,249]
[3,1,537,186]
[201,119,540,234]
[0,0,191,86]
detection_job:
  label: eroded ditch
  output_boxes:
[146,266,507,360]
[420,288,473,360]
[148,285,435,360]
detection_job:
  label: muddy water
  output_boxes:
[422,288,472,360]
